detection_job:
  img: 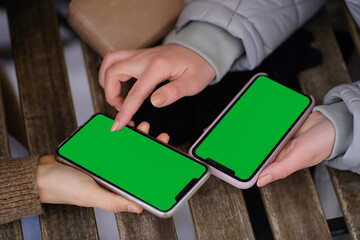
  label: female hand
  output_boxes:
[99,44,215,131]
[36,121,170,213]
[257,111,336,187]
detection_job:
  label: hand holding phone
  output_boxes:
[56,114,209,218]
[257,111,335,187]
[190,74,314,189]
[37,122,170,214]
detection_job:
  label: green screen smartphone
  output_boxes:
[189,74,314,189]
[56,113,209,218]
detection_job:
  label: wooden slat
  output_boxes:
[80,43,116,118]
[259,10,337,240]
[327,168,360,240]
[340,0,360,57]
[0,64,23,240]
[116,212,177,240]
[188,176,255,240]
[6,0,99,239]
[173,142,255,240]
[81,42,178,240]
[260,170,331,239]
[299,9,360,240]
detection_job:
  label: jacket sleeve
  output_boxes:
[345,0,360,27]
[0,156,43,224]
[313,81,360,174]
[165,0,326,81]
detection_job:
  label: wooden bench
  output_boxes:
[1,0,359,239]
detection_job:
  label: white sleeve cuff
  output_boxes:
[163,21,244,84]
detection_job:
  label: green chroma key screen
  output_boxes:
[57,114,207,211]
[193,76,311,180]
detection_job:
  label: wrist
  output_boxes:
[164,21,244,83]
[36,155,58,203]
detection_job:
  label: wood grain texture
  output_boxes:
[6,0,99,239]
[189,176,255,240]
[116,212,177,240]
[327,168,360,240]
[260,170,331,240]
[299,9,360,240]
[0,66,23,240]
[80,42,116,117]
[81,41,178,240]
[340,0,360,57]
[258,10,346,240]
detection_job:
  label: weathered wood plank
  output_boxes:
[327,168,360,240]
[6,0,99,239]
[340,0,360,57]
[299,9,360,240]
[298,10,352,104]
[260,170,331,239]
[81,41,178,240]
[188,176,255,240]
[0,63,23,240]
[174,142,254,240]
[80,42,116,118]
[116,212,177,240]
[259,11,337,240]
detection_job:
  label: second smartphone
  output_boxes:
[189,74,314,189]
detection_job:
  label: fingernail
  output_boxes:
[257,175,273,187]
[111,120,119,132]
[127,204,140,214]
[151,93,166,107]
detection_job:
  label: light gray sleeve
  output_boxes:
[345,0,360,27]
[163,21,244,84]
[175,0,326,71]
[313,81,360,174]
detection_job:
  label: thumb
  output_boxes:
[83,182,143,214]
[257,118,335,187]
[256,161,294,187]
[257,140,305,187]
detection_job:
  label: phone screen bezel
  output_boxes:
[56,113,209,215]
[191,76,313,182]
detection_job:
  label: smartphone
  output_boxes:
[56,113,210,218]
[189,73,314,189]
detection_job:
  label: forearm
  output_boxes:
[174,0,326,71]
[0,156,42,224]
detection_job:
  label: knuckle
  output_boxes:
[128,85,143,99]
[106,200,126,213]
[288,138,304,155]
[167,84,182,99]
[105,93,114,104]
[278,164,290,180]
[150,55,169,68]
[103,51,113,61]
[104,67,115,81]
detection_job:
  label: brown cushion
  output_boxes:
[68,0,183,56]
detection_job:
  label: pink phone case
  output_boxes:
[189,73,314,189]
